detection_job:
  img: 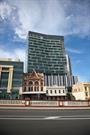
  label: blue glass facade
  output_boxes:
[28,31,67,75]
[0,59,23,98]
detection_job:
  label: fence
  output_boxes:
[0,100,25,107]
[0,100,90,107]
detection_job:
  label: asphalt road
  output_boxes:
[0,109,90,135]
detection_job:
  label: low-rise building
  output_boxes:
[46,85,66,100]
[72,82,90,100]
[22,70,46,100]
[0,58,23,99]
[22,70,67,100]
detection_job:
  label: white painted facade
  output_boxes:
[72,82,90,100]
[72,91,86,100]
[46,85,66,96]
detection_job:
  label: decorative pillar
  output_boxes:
[39,81,41,91]
[7,67,13,93]
[33,81,34,91]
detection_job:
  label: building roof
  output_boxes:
[0,58,20,62]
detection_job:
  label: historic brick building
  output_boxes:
[22,70,46,100]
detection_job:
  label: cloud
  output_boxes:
[0,46,26,72]
[0,0,90,39]
[0,1,12,20]
[66,48,83,54]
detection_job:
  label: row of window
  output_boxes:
[29,37,63,43]
[24,81,43,86]
[24,87,43,92]
[46,90,65,94]
[85,86,90,91]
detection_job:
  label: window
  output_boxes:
[63,90,65,93]
[55,90,56,94]
[34,86,39,91]
[35,81,39,85]
[41,81,43,86]
[29,87,33,91]
[34,87,37,91]
[46,90,48,94]
[50,90,52,94]
[85,92,88,97]
[24,87,26,92]
[29,81,33,86]
[85,86,87,91]
[59,90,61,93]
[41,87,43,91]
[28,82,33,91]
[28,87,30,91]
[34,81,39,91]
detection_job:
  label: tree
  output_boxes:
[66,86,76,100]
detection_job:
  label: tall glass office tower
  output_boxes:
[27,31,67,75]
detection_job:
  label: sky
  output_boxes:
[0,0,90,82]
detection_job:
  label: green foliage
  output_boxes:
[66,92,76,100]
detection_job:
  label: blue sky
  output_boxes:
[0,0,90,82]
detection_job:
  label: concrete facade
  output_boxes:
[72,82,90,100]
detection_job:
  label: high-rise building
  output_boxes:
[0,58,23,99]
[27,31,67,75]
[25,31,78,100]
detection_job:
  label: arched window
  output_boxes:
[35,81,39,86]
[28,81,33,91]
[41,81,43,86]
[34,81,39,91]
[24,87,26,92]
[29,81,33,86]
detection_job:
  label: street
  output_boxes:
[0,109,90,135]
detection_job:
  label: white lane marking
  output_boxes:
[0,118,44,120]
[60,115,90,118]
[0,115,90,118]
[0,117,90,120]
[0,115,47,118]
[59,118,90,120]
[44,116,60,120]
[0,115,90,120]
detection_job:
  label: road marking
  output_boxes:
[0,115,47,118]
[0,118,44,120]
[0,117,90,120]
[0,114,90,120]
[0,115,90,118]
[0,115,90,120]
[59,118,90,120]
[44,116,60,120]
